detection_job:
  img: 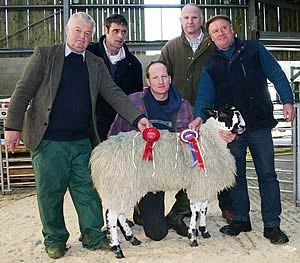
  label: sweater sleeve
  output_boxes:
[108,92,143,136]
[193,68,216,120]
[258,43,294,104]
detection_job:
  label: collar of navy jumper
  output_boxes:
[215,38,247,63]
[216,40,235,58]
[65,44,86,62]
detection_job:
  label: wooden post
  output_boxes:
[63,0,70,42]
[0,2,7,47]
[248,0,257,40]
[265,3,278,31]
[7,0,27,49]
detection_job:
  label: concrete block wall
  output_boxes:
[0,58,30,97]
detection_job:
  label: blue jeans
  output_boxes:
[228,128,281,228]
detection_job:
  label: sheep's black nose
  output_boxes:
[237,125,246,134]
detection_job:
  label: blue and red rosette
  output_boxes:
[180,129,205,170]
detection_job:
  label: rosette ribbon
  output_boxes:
[180,129,205,169]
[142,127,160,161]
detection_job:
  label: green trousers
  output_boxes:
[31,139,107,250]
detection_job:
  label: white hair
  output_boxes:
[67,12,96,35]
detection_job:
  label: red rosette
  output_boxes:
[142,128,160,161]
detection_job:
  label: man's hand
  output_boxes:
[188,117,203,131]
[283,103,295,122]
[219,130,237,143]
[5,130,21,154]
[137,117,152,132]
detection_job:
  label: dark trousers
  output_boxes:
[228,129,281,227]
[138,191,168,241]
[218,189,232,212]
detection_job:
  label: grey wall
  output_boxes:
[0,54,160,97]
[0,57,30,97]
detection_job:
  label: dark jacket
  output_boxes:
[87,36,143,140]
[160,29,214,105]
[196,38,295,131]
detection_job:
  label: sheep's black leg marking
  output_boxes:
[111,245,124,259]
[118,218,134,228]
[198,200,211,239]
[126,219,135,227]
[106,209,124,258]
[118,214,142,246]
[188,202,200,247]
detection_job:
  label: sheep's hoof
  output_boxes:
[130,237,142,246]
[111,245,125,259]
[189,239,198,247]
[199,227,211,239]
[125,235,142,246]
[201,231,211,239]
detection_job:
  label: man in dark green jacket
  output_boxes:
[159,3,215,234]
[160,3,214,106]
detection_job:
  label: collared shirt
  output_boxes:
[103,39,126,65]
[65,44,85,61]
[185,31,204,52]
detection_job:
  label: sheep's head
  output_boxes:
[202,105,246,135]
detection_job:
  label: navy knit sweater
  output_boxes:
[43,53,92,141]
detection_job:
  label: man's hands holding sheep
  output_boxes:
[188,117,203,131]
[218,130,237,143]
[137,117,152,132]
[188,117,236,143]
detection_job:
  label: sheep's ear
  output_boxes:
[224,104,231,110]
[202,108,216,118]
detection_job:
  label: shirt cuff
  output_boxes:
[132,114,146,129]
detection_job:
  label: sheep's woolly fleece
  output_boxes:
[90,118,236,216]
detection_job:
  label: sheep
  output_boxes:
[90,106,245,258]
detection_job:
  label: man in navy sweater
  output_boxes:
[87,14,143,141]
[189,15,295,244]
[5,12,150,259]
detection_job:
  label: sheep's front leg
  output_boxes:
[188,201,201,247]
[106,209,124,258]
[118,215,142,246]
[198,200,211,238]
